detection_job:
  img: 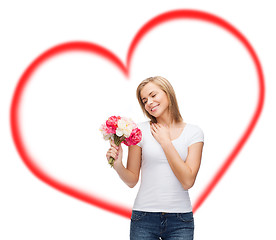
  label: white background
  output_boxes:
[1,1,275,239]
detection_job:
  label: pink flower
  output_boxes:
[106,116,120,134]
[123,127,142,146]
[99,123,113,140]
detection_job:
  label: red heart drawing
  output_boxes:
[10,9,265,219]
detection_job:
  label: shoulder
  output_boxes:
[185,123,204,145]
[186,123,203,133]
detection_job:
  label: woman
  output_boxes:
[106,76,204,240]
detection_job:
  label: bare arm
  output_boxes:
[161,141,203,190]
[106,141,141,188]
[151,123,203,190]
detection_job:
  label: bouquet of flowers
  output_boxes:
[99,116,142,167]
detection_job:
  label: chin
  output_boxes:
[151,112,161,118]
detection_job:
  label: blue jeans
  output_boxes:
[130,210,194,240]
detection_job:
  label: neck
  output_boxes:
[156,112,175,127]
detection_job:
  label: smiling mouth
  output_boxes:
[151,105,159,112]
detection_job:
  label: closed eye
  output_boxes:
[142,93,157,104]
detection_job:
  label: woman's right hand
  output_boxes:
[106,140,123,168]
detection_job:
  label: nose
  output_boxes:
[146,99,153,107]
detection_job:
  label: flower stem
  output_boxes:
[108,157,115,167]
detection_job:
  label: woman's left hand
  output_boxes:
[150,123,171,146]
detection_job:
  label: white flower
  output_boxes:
[117,117,134,138]
[116,128,124,137]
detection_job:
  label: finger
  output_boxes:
[107,147,118,156]
[154,124,160,132]
[110,141,119,150]
[156,123,162,128]
[117,145,123,157]
[151,123,157,131]
[106,150,118,160]
[110,147,118,155]
[150,126,156,136]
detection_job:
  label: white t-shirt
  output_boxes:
[133,121,204,213]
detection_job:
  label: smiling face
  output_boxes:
[140,82,170,120]
[137,76,183,123]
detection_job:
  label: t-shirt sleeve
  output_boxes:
[189,126,204,146]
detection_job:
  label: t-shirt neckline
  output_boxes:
[147,121,188,142]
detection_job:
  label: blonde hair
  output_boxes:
[136,76,183,123]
